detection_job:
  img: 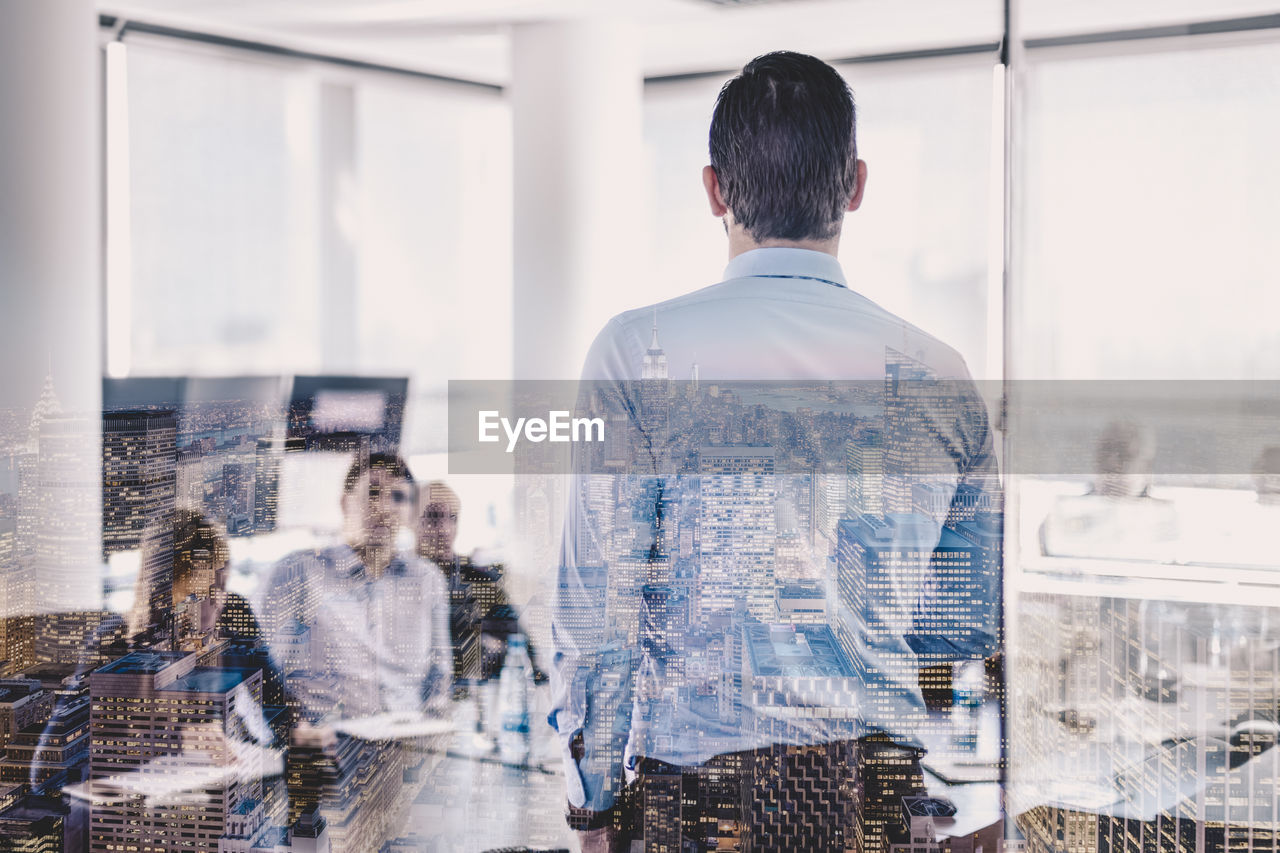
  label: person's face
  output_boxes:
[418,499,459,563]
[342,467,415,551]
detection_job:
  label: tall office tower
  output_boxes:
[88,650,271,853]
[909,526,982,704]
[851,734,925,853]
[101,410,177,553]
[556,565,608,654]
[102,411,177,634]
[639,315,670,439]
[576,475,617,567]
[34,416,101,613]
[586,645,637,817]
[33,611,127,670]
[255,558,319,659]
[698,447,776,621]
[3,463,38,673]
[882,348,956,514]
[221,461,253,535]
[608,550,653,646]
[253,436,281,533]
[14,452,38,599]
[0,515,13,668]
[845,438,884,518]
[26,375,62,449]
[639,768,682,851]
[774,531,811,582]
[835,514,937,734]
[177,445,205,509]
[814,470,845,548]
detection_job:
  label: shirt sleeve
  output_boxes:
[423,567,455,717]
[549,319,646,812]
[911,375,1003,662]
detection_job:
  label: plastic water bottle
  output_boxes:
[951,659,985,753]
[497,634,533,765]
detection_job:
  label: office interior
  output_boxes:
[2,0,1280,850]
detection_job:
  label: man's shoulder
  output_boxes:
[596,279,972,383]
[263,544,350,589]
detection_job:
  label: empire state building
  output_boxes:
[639,314,670,439]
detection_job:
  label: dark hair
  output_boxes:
[709,51,858,242]
[131,508,229,639]
[342,452,414,495]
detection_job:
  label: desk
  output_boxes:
[397,683,579,852]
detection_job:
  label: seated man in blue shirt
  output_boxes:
[550,51,1001,853]
[260,452,452,728]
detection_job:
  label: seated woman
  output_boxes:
[129,508,262,651]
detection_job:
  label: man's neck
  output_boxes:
[726,226,841,261]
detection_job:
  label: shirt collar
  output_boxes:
[722,247,847,288]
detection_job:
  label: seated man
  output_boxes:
[417,480,545,685]
[260,453,452,727]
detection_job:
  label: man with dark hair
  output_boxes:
[708,50,863,245]
[260,451,451,725]
[551,51,1000,852]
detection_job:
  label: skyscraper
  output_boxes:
[102,411,177,633]
[88,650,274,853]
[882,349,957,514]
[698,447,776,621]
[34,417,100,613]
[101,410,177,554]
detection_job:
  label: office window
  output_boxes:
[125,40,322,377]
[1012,37,1280,579]
[1007,33,1280,842]
[355,79,513,455]
[119,42,514,459]
[1014,38,1280,382]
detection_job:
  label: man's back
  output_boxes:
[550,51,1002,853]
[554,247,999,805]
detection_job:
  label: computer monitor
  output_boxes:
[286,375,408,453]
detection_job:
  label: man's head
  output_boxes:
[704,51,866,251]
[340,452,416,556]
[417,481,461,565]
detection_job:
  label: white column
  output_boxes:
[318,81,360,373]
[0,1,102,612]
[510,17,645,380]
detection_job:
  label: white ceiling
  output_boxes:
[97,0,1280,85]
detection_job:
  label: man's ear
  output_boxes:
[847,159,868,212]
[703,165,729,217]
